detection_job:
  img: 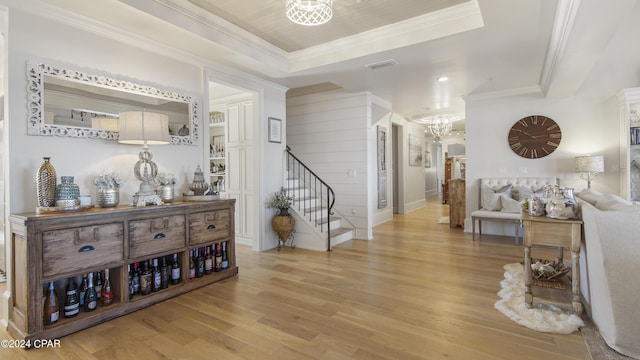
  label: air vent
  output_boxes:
[365,59,399,70]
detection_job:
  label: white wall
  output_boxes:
[287,89,426,240]
[287,89,371,239]
[465,93,619,234]
[390,113,427,213]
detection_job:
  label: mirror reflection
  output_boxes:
[27,62,199,144]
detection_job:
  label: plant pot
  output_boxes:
[156,184,175,202]
[272,214,295,247]
[97,187,119,208]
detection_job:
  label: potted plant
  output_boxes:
[269,187,295,248]
[270,187,294,216]
[93,172,123,207]
[154,172,177,202]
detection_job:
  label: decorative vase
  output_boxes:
[156,184,175,202]
[546,187,577,219]
[97,187,120,208]
[36,157,57,208]
[189,165,209,196]
[272,213,295,247]
[55,176,80,199]
[527,196,545,216]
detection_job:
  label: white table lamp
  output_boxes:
[118,110,170,206]
[575,155,604,189]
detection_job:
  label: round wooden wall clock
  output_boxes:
[508,115,561,159]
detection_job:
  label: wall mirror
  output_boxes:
[26,61,199,145]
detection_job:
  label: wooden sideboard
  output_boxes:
[8,200,237,342]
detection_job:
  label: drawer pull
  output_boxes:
[154,233,166,239]
[150,218,169,231]
[205,213,218,222]
[207,224,216,230]
[78,245,95,253]
[74,228,100,244]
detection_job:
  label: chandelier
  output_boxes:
[286,0,333,26]
[427,115,452,142]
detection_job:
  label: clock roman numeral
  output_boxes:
[531,116,538,125]
[519,148,528,157]
[508,136,519,141]
[539,117,547,126]
[549,133,561,139]
[547,124,559,131]
[518,119,529,127]
[542,147,550,155]
[531,149,538,158]
[510,142,522,150]
[546,141,559,147]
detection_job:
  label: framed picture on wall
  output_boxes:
[268,117,282,143]
[425,151,431,168]
[409,134,423,166]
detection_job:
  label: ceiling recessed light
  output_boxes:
[437,76,449,82]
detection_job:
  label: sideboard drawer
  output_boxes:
[189,209,231,246]
[129,215,186,258]
[42,223,124,278]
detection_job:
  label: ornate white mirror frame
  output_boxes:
[26,61,200,145]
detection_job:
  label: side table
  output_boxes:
[521,213,583,314]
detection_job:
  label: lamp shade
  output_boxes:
[575,155,604,173]
[118,110,170,145]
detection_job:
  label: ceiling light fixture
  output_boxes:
[286,0,333,26]
[437,76,449,82]
[428,115,452,143]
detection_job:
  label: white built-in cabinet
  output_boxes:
[617,88,640,201]
[210,97,254,244]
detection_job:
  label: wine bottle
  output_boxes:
[101,268,114,306]
[43,281,60,325]
[188,249,195,279]
[195,248,204,278]
[214,243,223,272]
[79,273,88,307]
[152,258,161,292]
[84,273,98,312]
[63,277,79,318]
[128,264,135,299]
[204,246,213,275]
[160,256,169,289]
[221,242,229,270]
[171,253,181,285]
[132,262,141,295]
[95,271,103,299]
[140,260,152,295]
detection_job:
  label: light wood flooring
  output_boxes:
[0,197,590,359]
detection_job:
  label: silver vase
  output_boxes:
[97,187,119,208]
[156,184,174,202]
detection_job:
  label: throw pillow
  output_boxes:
[513,185,545,201]
[577,188,603,205]
[500,195,523,213]
[594,193,633,211]
[481,184,512,211]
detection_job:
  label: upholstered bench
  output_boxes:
[471,210,522,243]
[471,177,558,244]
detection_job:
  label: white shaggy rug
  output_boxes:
[495,263,584,334]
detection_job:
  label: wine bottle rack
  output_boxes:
[8,200,237,343]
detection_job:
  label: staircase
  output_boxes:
[285,147,354,251]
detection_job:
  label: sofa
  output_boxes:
[577,189,640,359]
[471,177,558,243]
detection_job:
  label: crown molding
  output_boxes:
[464,85,543,102]
[539,0,581,96]
[287,0,484,72]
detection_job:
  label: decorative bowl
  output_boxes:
[55,198,80,209]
